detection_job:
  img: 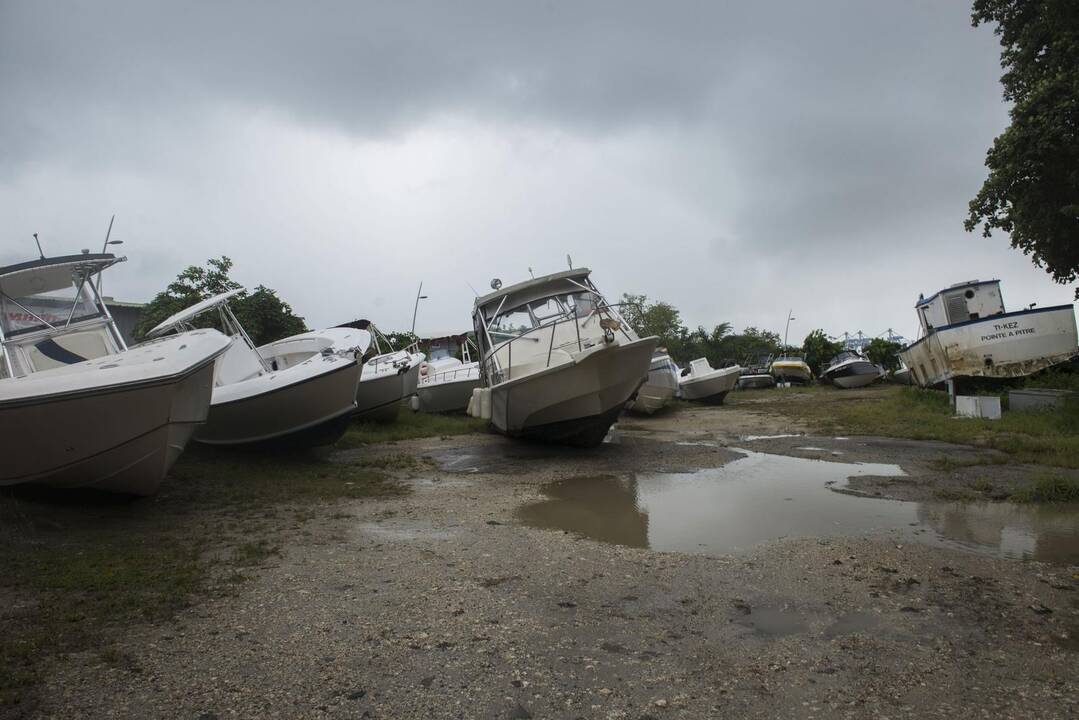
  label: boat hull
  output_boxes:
[414,376,483,414]
[899,305,1078,388]
[680,366,741,403]
[826,362,880,389]
[0,360,217,495]
[490,337,658,446]
[629,364,679,415]
[737,374,776,390]
[770,362,812,384]
[197,360,361,446]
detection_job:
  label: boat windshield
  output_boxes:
[489,291,597,343]
[1,278,102,337]
[829,351,860,364]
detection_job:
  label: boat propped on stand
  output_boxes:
[148,290,363,446]
[0,252,231,495]
[468,268,658,446]
[898,279,1077,389]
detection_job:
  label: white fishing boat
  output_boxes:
[0,252,231,494]
[628,349,680,414]
[148,290,363,446]
[822,350,879,389]
[899,279,1078,388]
[678,358,742,403]
[769,355,812,384]
[410,333,481,413]
[468,268,658,446]
[260,322,422,422]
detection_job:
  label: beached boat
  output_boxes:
[737,372,776,390]
[769,356,812,384]
[411,332,481,413]
[0,252,231,494]
[468,268,657,446]
[628,349,680,414]
[262,323,423,422]
[899,279,1077,388]
[148,290,363,446]
[822,350,879,389]
[679,359,742,403]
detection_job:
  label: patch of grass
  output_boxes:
[338,410,488,447]
[231,540,281,566]
[968,477,994,493]
[1010,473,1079,503]
[352,453,435,471]
[0,446,406,709]
[751,385,1079,469]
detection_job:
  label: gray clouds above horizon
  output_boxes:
[2,1,1072,342]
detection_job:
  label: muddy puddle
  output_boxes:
[517,450,1079,563]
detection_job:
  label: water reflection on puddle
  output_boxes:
[516,450,1079,563]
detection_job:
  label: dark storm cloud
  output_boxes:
[4,0,1051,338]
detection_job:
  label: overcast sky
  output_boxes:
[2,1,1073,345]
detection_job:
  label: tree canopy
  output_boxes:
[802,329,843,375]
[863,338,904,372]
[966,0,1079,296]
[136,256,307,346]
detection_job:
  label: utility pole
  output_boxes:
[410,282,428,335]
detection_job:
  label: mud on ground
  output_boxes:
[18,398,1079,719]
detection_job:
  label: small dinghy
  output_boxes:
[0,252,231,494]
[822,350,879,389]
[148,290,363,446]
[678,358,742,404]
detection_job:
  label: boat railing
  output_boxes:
[422,365,481,384]
[483,301,637,384]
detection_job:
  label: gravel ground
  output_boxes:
[31,404,1079,719]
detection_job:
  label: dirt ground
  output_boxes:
[19,399,1079,719]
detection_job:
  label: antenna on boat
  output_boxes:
[566,254,573,269]
[32,233,45,260]
[465,281,480,297]
[528,267,534,279]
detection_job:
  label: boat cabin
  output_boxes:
[472,268,634,383]
[0,253,127,379]
[915,280,1005,335]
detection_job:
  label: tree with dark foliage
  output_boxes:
[136,256,307,346]
[966,0,1079,296]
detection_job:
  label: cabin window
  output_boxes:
[1,283,100,336]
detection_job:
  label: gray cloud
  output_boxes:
[2,1,1072,344]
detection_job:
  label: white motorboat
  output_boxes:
[769,356,813,384]
[890,356,914,385]
[822,350,879,389]
[410,333,481,414]
[628,349,680,414]
[468,268,658,446]
[899,279,1077,388]
[678,358,742,403]
[0,252,231,494]
[148,290,363,446]
[259,322,422,422]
